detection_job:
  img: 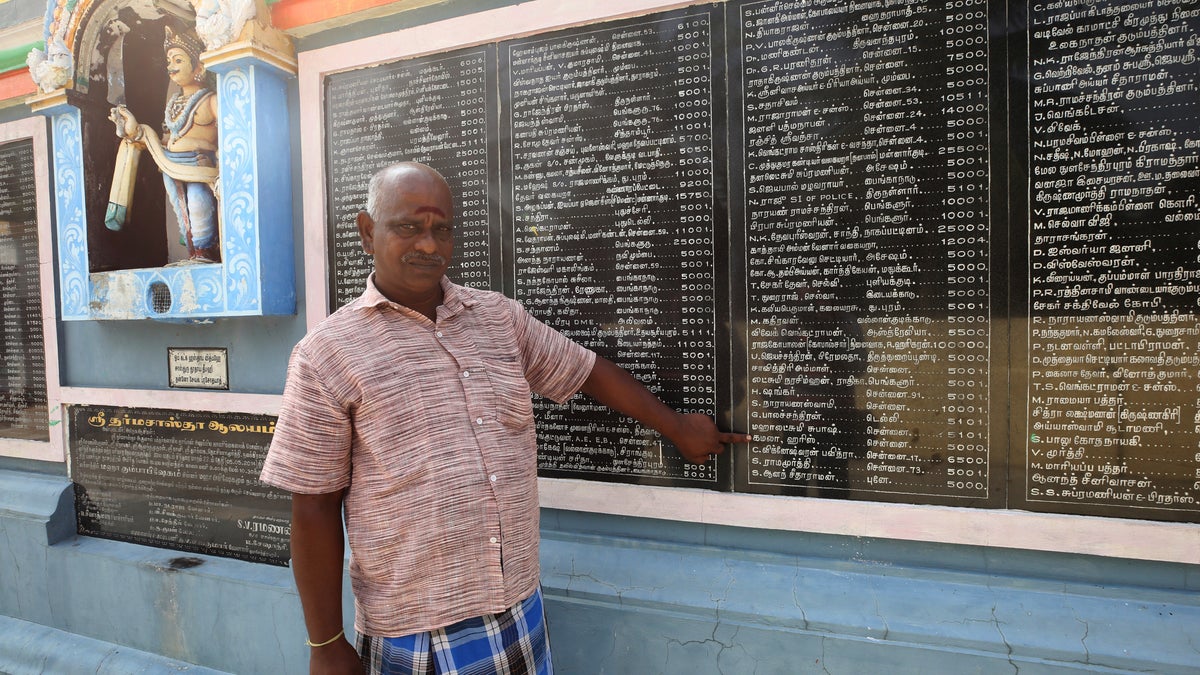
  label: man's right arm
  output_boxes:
[291,489,362,674]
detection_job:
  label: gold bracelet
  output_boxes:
[305,628,344,648]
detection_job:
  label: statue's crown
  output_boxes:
[164,26,204,63]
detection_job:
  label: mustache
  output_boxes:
[401,253,447,265]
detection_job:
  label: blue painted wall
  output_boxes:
[2,466,1197,674]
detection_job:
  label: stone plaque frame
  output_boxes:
[0,117,62,462]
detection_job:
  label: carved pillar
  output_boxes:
[203,31,298,316]
[28,90,89,320]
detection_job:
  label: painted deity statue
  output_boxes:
[107,27,221,263]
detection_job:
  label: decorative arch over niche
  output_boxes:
[28,0,297,320]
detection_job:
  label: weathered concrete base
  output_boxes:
[539,510,1200,675]
[0,469,318,674]
[0,615,231,675]
[2,468,1197,674]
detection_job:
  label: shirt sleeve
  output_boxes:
[507,297,597,404]
[260,341,353,494]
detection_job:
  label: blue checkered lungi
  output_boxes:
[356,588,553,675]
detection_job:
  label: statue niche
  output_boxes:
[29,0,298,321]
[108,25,220,264]
[74,10,170,272]
[85,12,220,271]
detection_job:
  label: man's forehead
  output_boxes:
[375,179,453,222]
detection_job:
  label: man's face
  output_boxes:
[358,168,454,305]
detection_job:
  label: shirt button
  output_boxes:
[490,537,498,544]
[462,370,470,378]
[476,418,484,425]
[490,474,497,482]
[436,331,443,338]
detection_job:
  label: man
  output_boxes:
[261,162,748,674]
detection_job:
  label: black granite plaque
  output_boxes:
[325,46,501,310]
[0,138,47,442]
[502,6,730,487]
[1020,0,1200,520]
[70,406,290,565]
[313,0,1200,522]
[731,0,999,503]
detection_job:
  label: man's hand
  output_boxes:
[309,637,362,674]
[580,357,751,464]
[668,413,752,464]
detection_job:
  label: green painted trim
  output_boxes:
[0,41,41,75]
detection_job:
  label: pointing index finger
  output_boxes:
[718,432,753,445]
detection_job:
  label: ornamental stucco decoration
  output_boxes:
[193,0,257,51]
[27,31,74,93]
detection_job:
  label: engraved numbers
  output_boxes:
[506,11,723,484]
[0,139,47,442]
[739,0,992,500]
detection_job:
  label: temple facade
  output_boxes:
[0,1,1197,673]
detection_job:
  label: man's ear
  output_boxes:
[357,211,375,254]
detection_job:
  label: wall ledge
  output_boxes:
[540,528,1200,674]
[0,470,71,539]
[0,615,231,675]
[540,477,1200,565]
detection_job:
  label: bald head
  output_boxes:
[356,162,455,313]
[366,162,452,223]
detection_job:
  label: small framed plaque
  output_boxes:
[167,348,229,390]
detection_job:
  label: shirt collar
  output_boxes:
[358,273,476,316]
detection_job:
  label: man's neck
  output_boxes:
[408,296,440,322]
[377,279,444,322]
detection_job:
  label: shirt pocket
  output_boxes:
[355,364,430,487]
[481,354,533,430]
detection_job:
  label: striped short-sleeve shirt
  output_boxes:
[260,276,596,637]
